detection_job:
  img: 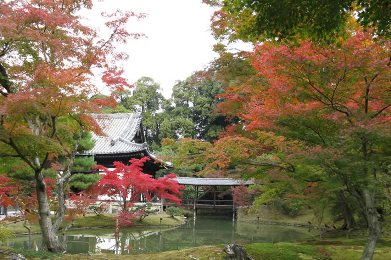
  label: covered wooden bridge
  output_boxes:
[166,177,253,212]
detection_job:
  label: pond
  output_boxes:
[8,216,314,255]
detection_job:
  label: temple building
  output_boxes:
[80,113,171,176]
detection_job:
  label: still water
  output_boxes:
[9,216,313,255]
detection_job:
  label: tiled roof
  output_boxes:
[174,177,253,186]
[84,113,146,155]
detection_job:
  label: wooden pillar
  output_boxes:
[160,198,164,213]
[193,185,198,218]
[213,187,216,208]
[232,204,235,222]
[232,186,236,222]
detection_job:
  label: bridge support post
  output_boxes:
[232,204,236,222]
[193,186,198,219]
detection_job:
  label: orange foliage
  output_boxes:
[218,32,390,131]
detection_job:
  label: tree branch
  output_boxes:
[243,159,295,172]
[371,104,391,119]
[0,63,12,96]
[2,137,37,170]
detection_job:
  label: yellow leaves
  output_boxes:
[161,138,175,146]
[159,138,213,174]
[208,135,259,169]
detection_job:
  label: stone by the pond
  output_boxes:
[8,254,26,260]
[224,244,253,260]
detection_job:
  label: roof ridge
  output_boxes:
[91,112,141,118]
[119,138,147,147]
[119,114,142,141]
[176,177,240,179]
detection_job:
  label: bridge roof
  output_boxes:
[174,177,253,186]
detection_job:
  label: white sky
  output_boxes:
[84,0,219,98]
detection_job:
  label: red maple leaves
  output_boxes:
[218,32,390,130]
[95,157,183,211]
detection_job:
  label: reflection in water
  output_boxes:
[8,216,314,255]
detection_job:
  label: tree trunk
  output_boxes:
[52,169,71,233]
[338,191,355,230]
[361,189,382,260]
[123,196,127,212]
[35,173,63,252]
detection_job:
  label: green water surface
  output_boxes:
[9,216,314,255]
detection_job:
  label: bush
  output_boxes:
[117,211,143,227]
[276,199,306,217]
[0,226,15,243]
[165,207,182,217]
[181,208,193,218]
[131,202,157,221]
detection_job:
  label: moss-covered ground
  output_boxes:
[9,242,389,260]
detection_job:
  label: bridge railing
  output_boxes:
[181,199,234,206]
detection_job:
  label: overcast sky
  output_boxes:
[84,0,219,98]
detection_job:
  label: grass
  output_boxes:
[244,242,391,260]
[54,245,225,260]
[245,242,325,260]
[38,242,391,260]
[71,214,115,228]
[0,221,41,235]
[138,213,185,226]
[10,248,62,259]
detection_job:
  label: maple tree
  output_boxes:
[0,0,140,252]
[0,176,19,210]
[96,157,183,219]
[0,175,56,237]
[216,31,390,259]
[204,0,390,42]
[231,185,258,207]
[158,138,213,177]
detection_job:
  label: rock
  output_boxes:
[8,254,27,260]
[224,244,253,260]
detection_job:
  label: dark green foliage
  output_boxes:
[70,153,97,191]
[69,174,100,191]
[71,156,95,173]
[78,132,95,152]
[0,157,34,181]
[276,198,306,217]
[160,116,195,140]
[164,75,228,141]
[69,155,98,191]
[277,115,340,146]
[119,77,166,148]
[357,0,391,37]
[181,185,197,200]
[210,0,390,42]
